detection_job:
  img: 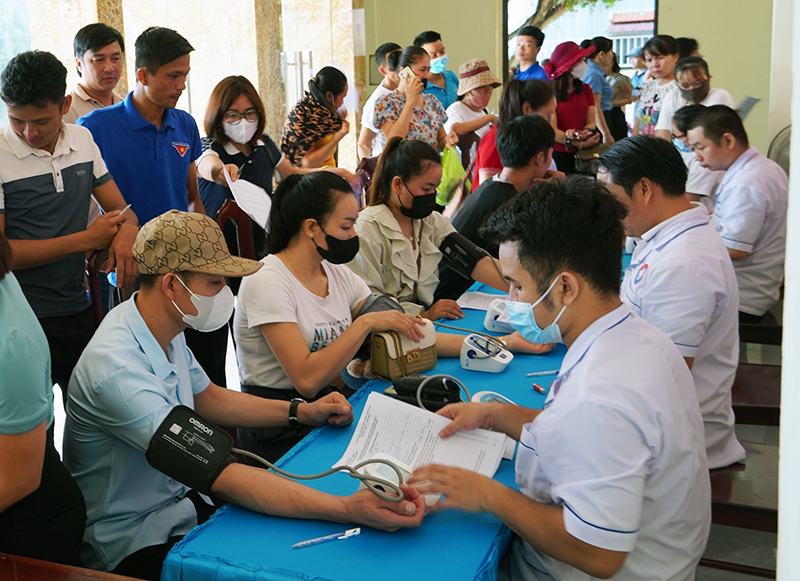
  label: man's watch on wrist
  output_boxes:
[289,398,306,427]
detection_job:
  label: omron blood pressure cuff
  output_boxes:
[385,376,462,411]
[439,232,485,279]
[146,405,236,496]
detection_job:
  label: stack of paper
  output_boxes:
[335,393,506,477]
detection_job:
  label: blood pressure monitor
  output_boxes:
[460,333,513,373]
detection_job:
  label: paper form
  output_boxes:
[736,96,761,120]
[335,393,506,477]
[223,169,271,229]
[457,291,508,311]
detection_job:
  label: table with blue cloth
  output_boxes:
[163,255,633,581]
[161,283,573,581]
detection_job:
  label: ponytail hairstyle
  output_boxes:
[398,45,429,70]
[586,36,613,61]
[307,66,347,114]
[367,137,441,206]
[386,49,402,73]
[266,172,353,254]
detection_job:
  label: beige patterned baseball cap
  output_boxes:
[133,210,262,276]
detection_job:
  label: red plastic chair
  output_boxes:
[215,199,256,260]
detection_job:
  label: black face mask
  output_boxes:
[679,80,710,104]
[314,226,360,264]
[398,183,437,219]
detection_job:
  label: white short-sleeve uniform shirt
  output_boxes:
[511,306,710,581]
[711,147,788,316]
[621,204,745,469]
[234,254,371,389]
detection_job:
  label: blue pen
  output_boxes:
[292,527,361,549]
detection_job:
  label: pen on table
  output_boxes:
[526,370,558,377]
[532,383,547,395]
[292,527,361,549]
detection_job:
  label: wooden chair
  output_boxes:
[0,552,139,580]
[700,440,778,578]
[215,199,256,261]
[732,363,780,426]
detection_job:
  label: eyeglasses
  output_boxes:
[223,109,260,124]
[671,131,687,142]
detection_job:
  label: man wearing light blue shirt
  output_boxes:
[64,211,425,580]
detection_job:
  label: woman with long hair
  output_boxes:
[233,172,425,462]
[471,79,556,189]
[543,41,601,174]
[346,138,508,320]
[633,35,680,137]
[281,66,351,168]
[373,46,457,150]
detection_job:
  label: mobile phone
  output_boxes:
[399,66,415,82]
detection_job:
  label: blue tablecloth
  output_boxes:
[162,291,567,581]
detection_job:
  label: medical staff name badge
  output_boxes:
[634,264,649,284]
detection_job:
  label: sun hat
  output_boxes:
[457,59,501,96]
[542,41,596,80]
[133,210,262,276]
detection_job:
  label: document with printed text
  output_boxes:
[335,392,506,477]
[223,169,271,229]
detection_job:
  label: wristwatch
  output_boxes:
[564,136,572,149]
[289,398,306,427]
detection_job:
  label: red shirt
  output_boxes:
[554,83,595,153]
[471,126,502,191]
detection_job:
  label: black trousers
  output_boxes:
[38,306,96,403]
[184,324,230,388]
[0,427,86,566]
[604,107,629,142]
[552,150,577,175]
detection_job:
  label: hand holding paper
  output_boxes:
[223,168,271,229]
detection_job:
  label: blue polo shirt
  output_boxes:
[582,60,613,112]
[423,69,459,110]
[64,294,211,571]
[78,92,202,224]
[515,61,549,81]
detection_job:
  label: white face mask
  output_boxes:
[223,119,258,144]
[572,61,589,79]
[172,275,235,333]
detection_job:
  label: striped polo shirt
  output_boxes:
[0,122,111,317]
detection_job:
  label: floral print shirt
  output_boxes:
[373,91,447,148]
[636,79,678,137]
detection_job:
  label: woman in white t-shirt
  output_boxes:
[633,35,680,137]
[444,59,501,140]
[234,172,426,462]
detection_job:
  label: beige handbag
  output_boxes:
[370,318,438,379]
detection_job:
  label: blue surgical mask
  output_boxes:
[505,275,566,344]
[673,138,692,154]
[429,54,448,74]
